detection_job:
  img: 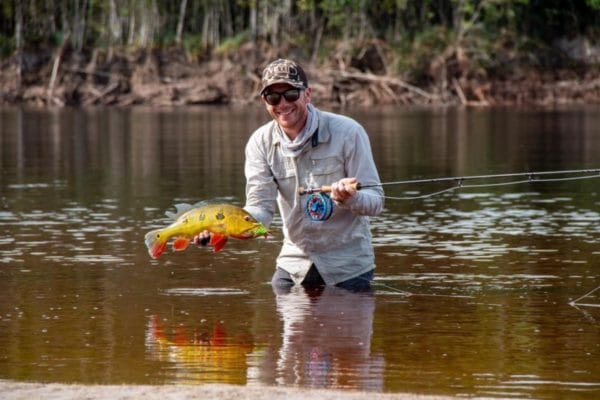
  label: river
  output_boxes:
[0,105,599,399]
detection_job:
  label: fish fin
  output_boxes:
[165,203,195,220]
[172,237,190,251]
[174,326,188,345]
[209,234,228,253]
[145,229,168,259]
[190,200,213,208]
[150,316,167,342]
[165,201,215,220]
[212,322,226,346]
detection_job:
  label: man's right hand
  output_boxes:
[192,230,211,246]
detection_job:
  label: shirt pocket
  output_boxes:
[309,156,345,184]
[271,158,296,195]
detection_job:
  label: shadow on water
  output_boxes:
[1,106,599,399]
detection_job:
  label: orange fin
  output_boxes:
[209,234,228,253]
[212,322,226,346]
[172,237,190,251]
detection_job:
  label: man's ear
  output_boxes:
[304,87,312,103]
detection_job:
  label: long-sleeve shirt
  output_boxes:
[244,106,384,285]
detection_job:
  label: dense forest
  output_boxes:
[1,0,599,107]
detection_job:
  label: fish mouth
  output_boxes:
[238,225,269,239]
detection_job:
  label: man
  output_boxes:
[246,58,384,292]
[198,59,384,291]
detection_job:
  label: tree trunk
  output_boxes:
[453,0,465,37]
[109,0,122,58]
[60,0,70,33]
[14,0,23,91]
[47,0,57,34]
[139,0,159,48]
[221,0,233,37]
[175,0,188,46]
[73,0,90,52]
[310,18,324,65]
[250,0,257,42]
[127,0,136,46]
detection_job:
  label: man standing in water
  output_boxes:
[198,59,384,291]
[245,58,384,291]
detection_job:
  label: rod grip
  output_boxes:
[298,182,361,195]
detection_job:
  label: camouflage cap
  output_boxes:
[260,59,308,95]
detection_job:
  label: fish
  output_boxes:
[144,202,269,259]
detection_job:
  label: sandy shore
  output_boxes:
[0,381,474,400]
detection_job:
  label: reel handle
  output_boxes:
[298,182,362,195]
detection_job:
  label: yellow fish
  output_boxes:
[144,202,269,259]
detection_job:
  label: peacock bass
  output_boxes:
[144,202,269,259]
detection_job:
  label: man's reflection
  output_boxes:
[270,285,384,390]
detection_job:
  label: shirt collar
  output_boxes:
[271,104,327,146]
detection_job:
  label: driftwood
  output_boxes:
[1,41,599,107]
[47,35,71,105]
[336,70,439,102]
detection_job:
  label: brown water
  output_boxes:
[0,106,599,399]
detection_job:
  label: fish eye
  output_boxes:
[244,216,251,221]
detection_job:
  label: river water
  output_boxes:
[0,106,599,399]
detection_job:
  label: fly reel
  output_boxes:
[305,192,334,221]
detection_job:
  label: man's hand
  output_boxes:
[330,177,358,203]
[192,230,211,246]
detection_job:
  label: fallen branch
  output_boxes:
[83,82,120,106]
[47,35,70,104]
[62,66,126,80]
[452,78,467,105]
[336,70,439,101]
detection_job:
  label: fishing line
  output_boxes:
[569,286,600,308]
[363,174,600,200]
[299,168,600,201]
[362,168,600,190]
[363,278,475,299]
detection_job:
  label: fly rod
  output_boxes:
[298,168,600,195]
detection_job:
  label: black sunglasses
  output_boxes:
[263,88,302,106]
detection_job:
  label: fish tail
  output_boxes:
[145,229,168,259]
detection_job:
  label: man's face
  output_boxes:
[262,83,312,138]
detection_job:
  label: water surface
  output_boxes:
[1,106,599,399]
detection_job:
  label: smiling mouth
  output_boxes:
[277,109,294,117]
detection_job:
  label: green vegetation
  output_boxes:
[3,1,599,71]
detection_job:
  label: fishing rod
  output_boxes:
[299,168,600,195]
[300,168,600,220]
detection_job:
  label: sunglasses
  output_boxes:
[263,88,302,106]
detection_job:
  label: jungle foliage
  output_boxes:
[2,1,599,66]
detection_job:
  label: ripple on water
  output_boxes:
[376,273,562,293]
[161,288,250,297]
[71,255,127,263]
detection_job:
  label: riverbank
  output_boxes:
[1,41,599,108]
[0,381,505,400]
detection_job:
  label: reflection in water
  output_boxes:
[266,286,384,390]
[146,316,253,384]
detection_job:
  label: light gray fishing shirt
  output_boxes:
[244,105,384,285]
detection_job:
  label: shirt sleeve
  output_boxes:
[244,131,278,227]
[337,124,384,216]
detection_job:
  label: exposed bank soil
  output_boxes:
[1,40,599,108]
[0,381,493,400]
